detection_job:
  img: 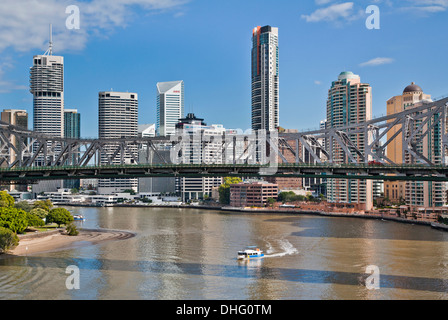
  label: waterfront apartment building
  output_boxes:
[326,71,373,211]
[230,182,279,207]
[156,81,184,137]
[251,25,279,132]
[385,83,446,207]
[98,91,138,194]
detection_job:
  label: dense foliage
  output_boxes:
[0,227,19,253]
[46,208,74,228]
[0,191,15,208]
[0,207,28,234]
[278,191,318,203]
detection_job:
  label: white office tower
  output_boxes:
[156,81,184,136]
[29,26,65,194]
[98,92,138,194]
[30,55,64,137]
[175,114,224,202]
[251,26,279,132]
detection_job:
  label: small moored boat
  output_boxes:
[237,247,264,260]
[73,215,86,221]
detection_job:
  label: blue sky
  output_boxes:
[0,0,447,137]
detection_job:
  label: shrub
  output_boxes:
[66,223,79,236]
[46,208,74,228]
[0,227,19,254]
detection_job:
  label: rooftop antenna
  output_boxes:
[44,24,53,56]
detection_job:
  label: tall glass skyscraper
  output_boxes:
[251,25,279,132]
[156,80,184,137]
[64,109,81,189]
[64,109,81,139]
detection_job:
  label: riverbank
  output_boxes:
[0,228,136,259]
[60,202,448,232]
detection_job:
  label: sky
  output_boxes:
[0,0,447,138]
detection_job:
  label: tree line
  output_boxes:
[0,191,77,254]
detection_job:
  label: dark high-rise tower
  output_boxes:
[251,25,279,132]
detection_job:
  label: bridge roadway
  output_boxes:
[1,163,448,182]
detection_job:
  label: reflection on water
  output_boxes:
[1,207,448,300]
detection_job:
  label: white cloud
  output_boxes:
[359,57,394,67]
[314,80,322,85]
[301,2,359,23]
[0,0,188,92]
[0,0,189,54]
[401,0,448,14]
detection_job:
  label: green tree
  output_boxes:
[0,207,28,234]
[33,200,51,212]
[218,177,243,205]
[267,197,276,208]
[0,227,19,254]
[29,208,48,220]
[15,201,32,213]
[26,212,45,227]
[46,208,74,228]
[0,191,15,208]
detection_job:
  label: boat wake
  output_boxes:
[263,239,298,258]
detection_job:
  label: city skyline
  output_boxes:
[0,1,447,138]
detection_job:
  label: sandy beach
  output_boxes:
[1,229,136,258]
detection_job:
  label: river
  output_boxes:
[1,206,448,300]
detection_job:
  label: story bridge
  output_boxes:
[1,97,448,183]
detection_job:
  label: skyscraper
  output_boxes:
[29,26,65,194]
[251,25,279,132]
[64,109,81,139]
[156,80,184,137]
[64,109,81,190]
[326,71,373,211]
[175,113,224,202]
[30,54,64,137]
[98,91,138,194]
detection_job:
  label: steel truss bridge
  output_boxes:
[1,97,448,183]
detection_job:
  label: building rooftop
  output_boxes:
[403,82,423,93]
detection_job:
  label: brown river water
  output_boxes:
[1,207,448,300]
